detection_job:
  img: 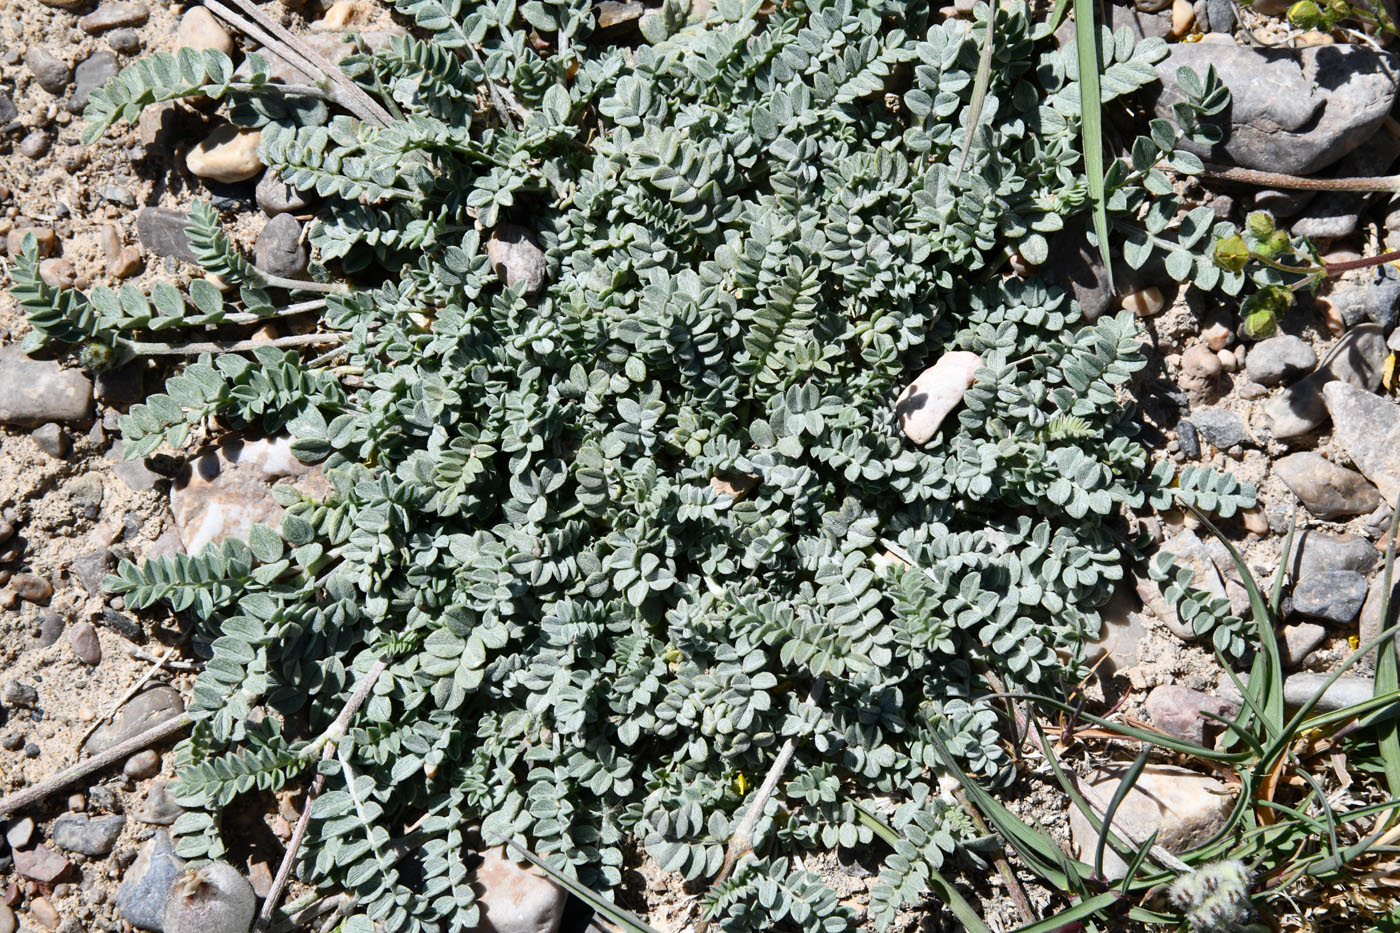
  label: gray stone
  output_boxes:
[487,225,548,295]
[137,208,198,263]
[1291,194,1362,241]
[1324,381,1400,504]
[108,28,142,54]
[1288,530,1378,580]
[1293,570,1369,624]
[0,904,12,933]
[0,345,93,426]
[72,548,111,597]
[1145,685,1239,745]
[1281,622,1328,667]
[101,607,143,642]
[1067,765,1235,880]
[472,847,568,933]
[124,749,160,780]
[1206,0,1235,31]
[1137,530,1229,641]
[253,213,307,279]
[31,423,69,459]
[1151,44,1399,176]
[24,47,71,96]
[1322,264,1400,333]
[51,813,124,857]
[1274,452,1380,520]
[13,845,71,885]
[79,3,149,33]
[117,831,184,932]
[0,93,16,128]
[1245,335,1316,386]
[67,622,102,666]
[1262,324,1386,439]
[6,817,34,849]
[82,687,185,756]
[162,861,256,933]
[1,680,38,707]
[1084,584,1149,675]
[255,170,312,216]
[38,610,66,648]
[1254,188,1315,219]
[1283,672,1377,710]
[1189,409,1246,449]
[18,131,51,161]
[71,51,119,113]
[108,440,162,492]
[135,781,183,826]
[1177,420,1200,459]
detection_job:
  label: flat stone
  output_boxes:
[175,6,233,55]
[1293,570,1369,624]
[1274,452,1379,520]
[0,904,13,933]
[255,170,312,216]
[1067,765,1235,880]
[52,813,125,856]
[6,227,57,258]
[1246,335,1315,386]
[72,548,111,597]
[79,3,149,34]
[1,681,38,707]
[1145,685,1239,745]
[1263,324,1386,439]
[1283,672,1377,710]
[67,622,102,666]
[108,28,142,54]
[895,352,983,446]
[1281,622,1328,666]
[1151,44,1399,176]
[1177,420,1200,459]
[108,439,162,492]
[12,573,53,604]
[253,213,307,278]
[137,208,198,263]
[24,47,71,96]
[487,225,548,295]
[161,862,255,933]
[473,847,567,933]
[1288,530,1378,580]
[1291,193,1363,241]
[94,365,143,408]
[116,831,183,932]
[170,436,328,556]
[38,611,66,648]
[1084,584,1149,676]
[1255,187,1315,218]
[71,51,119,113]
[0,346,93,426]
[186,125,264,184]
[135,781,182,826]
[1189,409,1246,449]
[1137,530,1228,641]
[31,423,69,459]
[1324,381,1400,504]
[6,818,34,850]
[82,687,185,756]
[13,846,71,885]
[29,897,57,931]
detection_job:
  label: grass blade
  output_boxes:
[498,839,665,933]
[1094,748,1151,881]
[1072,0,1115,293]
[1374,492,1400,820]
[956,3,996,181]
[1032,0,1073,39]
[1008,891,1124,933]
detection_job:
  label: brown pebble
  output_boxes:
[29,896,58,931]
[1120,286,1164,318]
[11,573,53,604]
[111,246,142,278]
[1170,0,1194,34]
[1201,321,1232,352]
[1242,506,1269,535]
[123,749,160,780]
[39,258,76,289]
[78,703,95,722]
[6,227,56,257]
[67,793,85,811]
[1319,297,1345,336]
[67,621,102,666]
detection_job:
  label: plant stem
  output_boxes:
[1192,162,1400,193]
[225,299,327,325]
[0,713,192,818]
[124,332,346,356]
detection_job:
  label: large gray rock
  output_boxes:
[117,831,185,932]
[1151,44,1399,176]
[1288,530,1378,580]
[1262,324,1386,439]
[52,813,125,856]
[1283,672,1377,710]
[137,207,199,262]
[472,847,567,933]
[1293,570,1369,624]
[1246,335,1315,386]
[82,687,185,756]
[0,345,93,425]
[253,213,307,278]
[1273,452,1379,520]
[1190,409,1246,449]
[1324,381,1400,504]
[71,50,119,113]
[487,225,548,295]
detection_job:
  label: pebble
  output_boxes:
[1263,324,1385,439]
[29,897,58,931]
[31,423,69,459]
[1282,672,1376,710]
[6,818,33,850]
[1176,420,1200,459]
[1289,530,1378,580]
[108,439,162,492]
[108,28,143,54]
[117,831,183,932]
[895,351,983,445]
[1293,570,1369,624]
[1324,381,1400,504]
[136,207,198,263]
[1189,409,1245,449]
[176,7,234,56]
[11,572,51,604]
[253,213,307,278]
[1245,335,1315,386]
[135,781,182,826]
[13,846,71,885]
[1067,765,1234,880]
[124,749,161,780]
[79,3,149,34]
[82,687,185,756]
[487,225,548,295]
[39,258,76,289]
[1216,348,1236,372]
[1274,452,1380,520]
[1152,44,1397,176]
[255,170,311,216]
[1255,187,1314,218]
[73,548,111,597]
[67,622,102,666]
[1281,622,1328,667]
[472,847,568,933]
[186,125,264,183]
[1145,685,1238,745]
[1170,0,1193,34]
[1179,343,1223,405]
[0,905,13,933]
[24,47,71,96]
[1242,505,1269,535]
[71,51,119,113]
[19,133,51,160]
[7,227,57,258]
[0,345,93,425]
[39,611,66,647]
[52,813,125,857]
[1121,286,1164,317]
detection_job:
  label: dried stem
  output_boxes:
[125,332,346,356]
[1191,162,1400,193]
[0,713,192,818]
[256,658,389,931]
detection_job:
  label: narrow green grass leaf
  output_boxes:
[1072,0,1115,293]
[1374,493,1400,821]
[1094,749,1151,881]
[1007,891,1123,933]
[499,839,665,933]
[956,4,996,181]
[1032,0,1073,40]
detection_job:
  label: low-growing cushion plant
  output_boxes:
[11,0,1256,928]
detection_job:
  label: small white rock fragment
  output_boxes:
[1120,286,1165,318]
[895,351,983,445]
[185,125,264,184]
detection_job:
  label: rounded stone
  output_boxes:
[66,621,102,666]
[185,125,264,183]
[176,7,234,56]
[253,213,308,279]
[123,750,161,780]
